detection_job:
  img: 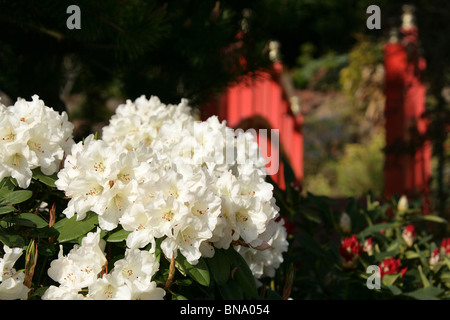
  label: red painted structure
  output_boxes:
[383,16,431,212]
[202,60,303,190]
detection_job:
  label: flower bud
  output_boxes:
[363,237,373,256]
[440,238,450,258]
[339,212,351,234]
[339,235,361,270]
[402,224,416,248]
[397,195,408,212]
[429,248,440,270]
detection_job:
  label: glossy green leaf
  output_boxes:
[0,178,15,198]
[175,255,210,287]
[172,293,188,300]
[57,212,98,243]
[0,190,32,205]
[32,168,58,188]
[386,285,402,296]
[52,217,69,231]
[5,212,48,228]
[0,227,26,247]
[206,248,230,285]
[382,273,400,286]
[225,247,259,299]
[106,228,131,242]
[0,206,15,215]
[404,285,444,300]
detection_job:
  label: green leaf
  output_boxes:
[0,190,32,205]
[175,255,210,287]
[418,265,430,288]
[410,215,447,224]
[5,213,48,228]
[0,206,16,215]
[38,244,58,257]
[374,248,401,262]
[32,168,58,188]
[57,212,99,243]
[0,227,26,247]
[225,247,259,299]
[405,250,420,260]
[386,285,402,296]
[0,177,15,198]
[404,285,444,300]
[206,248,230,285]
[382,273,401,286]
[358,222,397,238]
[52,217,69,231]
[171,293,188,300]
[440,272,450,283]
[106,228,131,242]
[218,278,244,300]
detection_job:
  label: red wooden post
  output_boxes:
[383,6,431,213]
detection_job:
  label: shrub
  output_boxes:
[0,95,289,300]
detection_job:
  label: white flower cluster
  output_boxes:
[0,95,74,188]
[56,95,282,266]
[42,229,165,300]
[235,218,289,285]
[0,245,30,300]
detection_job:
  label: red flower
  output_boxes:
[441,238,450,258]
[379,257,407,279]
[339,235,361,270]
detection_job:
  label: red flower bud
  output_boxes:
[363,237,373,256]
[441,238,450,258]
[402,224,416,247]
[430,248,440,269]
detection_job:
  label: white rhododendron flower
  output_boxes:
[56,94,282,267]
[0,95,74,188]
[102,95,193,150]
[0,245,30,300]
[45,228,107,292]
[43,230,164,300]
[56,135,155,230]
[235,218,289,283]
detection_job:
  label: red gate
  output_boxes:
[202,55,303,190]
